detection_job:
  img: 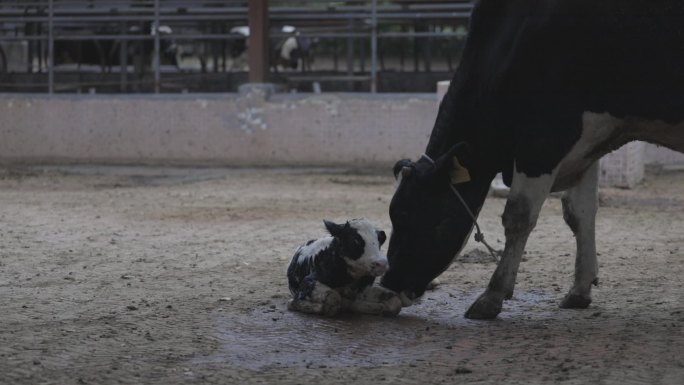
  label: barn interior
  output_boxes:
[0,2,683,384]
[0,0,472,93]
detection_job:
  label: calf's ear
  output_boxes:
[377,230,387,246]
[324,220,344,237]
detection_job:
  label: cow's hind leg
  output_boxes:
[346,286,402,317]
[560,162,599,309]
[287,282,342,317]
[465,168,557,319]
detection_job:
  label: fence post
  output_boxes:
[371,0,377,93]
[120,21,128,92]
[48,0,54,94]
[346,18,354,91]
[248,0,269,83]
[154,0,160,93]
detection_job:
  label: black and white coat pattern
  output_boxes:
[287,218,401,317]
[381,0,684,319]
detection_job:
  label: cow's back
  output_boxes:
[475,0,684,118]
[447,0,684,178]
[563,0,683,123]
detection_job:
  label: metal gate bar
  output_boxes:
[0,1,474,93]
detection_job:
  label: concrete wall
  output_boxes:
[0,87,437,166]
[2,88,682,186]
[645,143,684,166]
[599,142,646,188]
[598,142,684,188]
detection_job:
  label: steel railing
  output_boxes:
[0,0,473,93]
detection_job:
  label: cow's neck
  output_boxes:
[424,82,468,160]
[423,80,498,260]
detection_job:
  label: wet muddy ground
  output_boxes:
[1,166,683,384]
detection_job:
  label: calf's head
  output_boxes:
[380,143,495,303]
[324,218,388,278]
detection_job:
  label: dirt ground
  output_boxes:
[1,165,682,385]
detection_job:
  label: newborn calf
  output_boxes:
[287,218,402,317]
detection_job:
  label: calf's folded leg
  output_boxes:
[288,281,342,317]
[346,286,402,317]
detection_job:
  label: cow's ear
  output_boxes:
[450,156,471,184]
[392,159,413,180]
[377,230,387,247]
[324,220,343,236]
[435,142,472,184]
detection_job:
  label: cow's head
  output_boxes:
[380,143,494,304]
[325,218,388,278]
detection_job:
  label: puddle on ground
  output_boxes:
[197,289,560,370]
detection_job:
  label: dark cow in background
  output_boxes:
[381,0,684,319]
[287,218,402,317]
[54,24,180,71]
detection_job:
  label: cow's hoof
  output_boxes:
[464,294,502,320]
[559,293,592,309]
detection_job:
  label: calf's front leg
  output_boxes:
[345,285,402,317]
[465,168,557,319]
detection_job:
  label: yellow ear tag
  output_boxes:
[450,156,471,184]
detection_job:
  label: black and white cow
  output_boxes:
[381,0,684,319]
[287,218,402,317]
[272,33,318,72]
[222,25,317,72]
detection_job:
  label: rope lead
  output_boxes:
[449,183,500,263]
[419,154,499,262]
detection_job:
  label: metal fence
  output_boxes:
[0,0,474,93]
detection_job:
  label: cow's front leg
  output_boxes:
[560,162,599,309]
[287,278,342,317]
[346,285,402,317]
[465,168,557,319]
